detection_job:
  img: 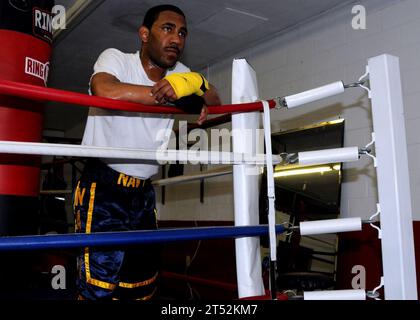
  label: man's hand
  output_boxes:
[172,95,207,125]
[150,79,177,104]
[197,105,208,125]
[151,72,218,125]
[163,72,209,99]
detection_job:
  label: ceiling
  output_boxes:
[45,0,356,135]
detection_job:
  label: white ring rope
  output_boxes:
[0,140,283,165]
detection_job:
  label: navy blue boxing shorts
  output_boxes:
[73,159,159,300]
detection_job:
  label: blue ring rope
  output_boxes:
[0,224,286,251]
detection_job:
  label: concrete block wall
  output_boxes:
[157,0,420,221]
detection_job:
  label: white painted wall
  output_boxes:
[158,0,420,221]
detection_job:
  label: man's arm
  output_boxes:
[195,84,221,125]
[90,72,156,105]
[203,84,221,106]
[92,71,222,124]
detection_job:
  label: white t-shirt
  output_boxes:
[82,48,190,179]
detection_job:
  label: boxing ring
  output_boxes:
[0,54,417,300]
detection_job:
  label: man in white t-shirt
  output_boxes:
[74,4,221,300]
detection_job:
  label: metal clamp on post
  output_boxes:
[359,133,377,167]
[352,66,371,98]
[343,65,370,91]
[362,203,382,239]
[367,276,384,300]
[278,152,298,165]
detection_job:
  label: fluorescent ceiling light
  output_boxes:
[326,119,344,125]
[274,165,340,178]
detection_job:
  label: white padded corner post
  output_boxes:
[368,54,417,300]
[231,59,265,298]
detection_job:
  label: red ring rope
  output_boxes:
[0,79,276,114]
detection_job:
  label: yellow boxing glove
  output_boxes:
[164,72,209,99]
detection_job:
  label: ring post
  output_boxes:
[231,59,265,298]
[368,54,417,299]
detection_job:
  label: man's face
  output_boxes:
[142,11,188,69]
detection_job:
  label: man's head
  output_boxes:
[139,5,187,69]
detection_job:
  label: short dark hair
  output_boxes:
[142,4,185,29]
